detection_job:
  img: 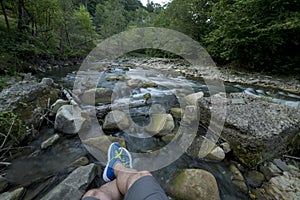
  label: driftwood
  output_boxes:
[95,99,150,118]
[63,89,150,118]
[63,89,81,106]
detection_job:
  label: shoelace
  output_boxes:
[112,148,130,167]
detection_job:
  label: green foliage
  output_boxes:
[0,0,98,72]
[205,0,300,73]
[0,111,26,148]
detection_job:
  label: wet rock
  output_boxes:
[41,164,96,200]
[0,187,24,200]
[199,93,300,166]
[264,171,300,200]
[244,170,265,188]
[41,134,60,149]
[127,79,143,88]
[69,157,89,167]
[142,82,158,88]
[167,169,220,200]
[229,164,248,193]
[103,110,131,131]
[50,99,69,116]
[79,88,113,105]
[106,76,125,81]
[145,114,175,137]
[170,108,183,119]
[55,105,91,134]
[183,92,204,105]
[0,176,8,193]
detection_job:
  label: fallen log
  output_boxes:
[81,99,150,118]
[63,89,150,118]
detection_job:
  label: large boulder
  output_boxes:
[41,164,96,200]
[145,114,175,137]
[103,110,131,131]
[55,105,91,134]
[167,169,220,200]
[199,93,300,166]
[79,88,113,105]
[0,77,60,126]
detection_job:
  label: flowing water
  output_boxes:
[7,60,300,200]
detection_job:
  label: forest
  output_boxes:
[0,0,299,74]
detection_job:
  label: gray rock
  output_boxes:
[259,163,282,181]
[0,187,24,200]
[41,164,96,200]
[103,110,131,131]
[79,88,113,105]
[183,92,204,105]
[127,79,143,88]
[244,170,265,188]
[40,78,54,86]
[187,136,225,162]
[264,171,300,200]
[273,159,290,172]
[54,105,91,134]
[198,139,225,162]
[0,79,60,126]
[69,157,89,167]
[204,145,225,162]
[199,93,300,166]
[0,176,8,193]
[82,136,126,164]
[145,114,175,137]
[167,169,220,200]
[41,134,60,149]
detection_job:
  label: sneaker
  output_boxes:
[103,145,133,182]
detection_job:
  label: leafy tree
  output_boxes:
[206,0,300,72]
[94,0,127,38]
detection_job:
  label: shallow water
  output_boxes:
[17,61,299,199]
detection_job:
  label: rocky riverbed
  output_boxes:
[0,58,299,200]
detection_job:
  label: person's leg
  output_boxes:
[82,180,122,200]
[102,143,169,200]
[113,162,152,195]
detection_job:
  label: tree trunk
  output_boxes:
[0,0,10,31]
[17,0,28,31]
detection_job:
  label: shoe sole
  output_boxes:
[103,143,119,182]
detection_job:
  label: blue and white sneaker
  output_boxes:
[103,144,133,182]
